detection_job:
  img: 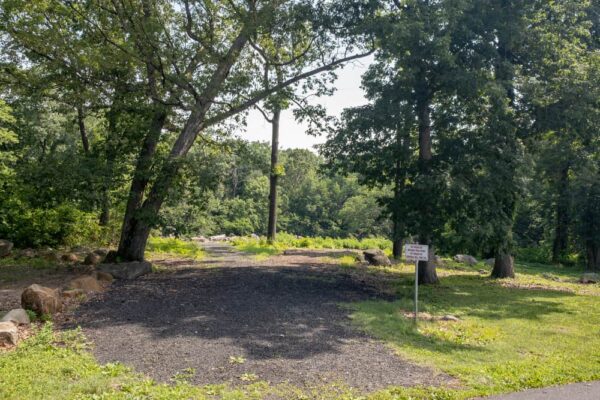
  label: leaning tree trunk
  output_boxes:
[267,107,281,243]
[491,251,515,278]
[552,163,570,263]
[416,94,439,284]
[77,105,90,154]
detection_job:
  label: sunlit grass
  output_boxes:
[145,237,205,260]
[347,261,600,399]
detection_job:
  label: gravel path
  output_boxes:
[71,243,450,393]
[481,381,600,400]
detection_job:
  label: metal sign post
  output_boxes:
[404,244,429,325]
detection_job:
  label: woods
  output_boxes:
[0,0,598,270]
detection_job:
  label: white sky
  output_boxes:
[237,56,373,150]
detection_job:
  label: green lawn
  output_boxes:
[348,260,600,399]
[145,237,205,260]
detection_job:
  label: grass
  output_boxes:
[345,259,600,399]
[232,232,392,259]
[145,237,205,260]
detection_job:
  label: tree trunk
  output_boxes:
[418,244,438,285]
[491,251,515,278]
[416,95,438,284]
[99,195,110,226]
[267,107,281,243]
[552,164,570,263]
[116,107,167,261]
[587,243,600,271]
[77,105,90,153]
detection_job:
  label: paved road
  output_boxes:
[483,381,600,400]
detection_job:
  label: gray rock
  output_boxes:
[0,321,18,346]
[84,252,103,265]
[1,309,30,325]
[440,315,460,322]
[453,254,478,266]
[484,258,495,266]
[433,255,445,266]
[19,248,36,258]
[0,239,13,257]
[93,248,109,257]
[209,234,227,241]
[97,261,152,280]
[580,273,600,284]
[363,249,392,266]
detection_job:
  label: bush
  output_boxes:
[0,200,102,248]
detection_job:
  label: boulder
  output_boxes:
[0,321,18,346]
[61,253,79,263]
[93,248,109,257]
[21,284,62,316]
[96,261,152,280]
[251,233,260,239]
[1,309,30,325]
[433,255,445,266]
[19,248,36,259]
[209,234,227,241]
[363,249,392,266]
[484,258,495,267]
[94,271,114,283]
[61,289,86,299]
[580,273,600,284]
[84,252,103,265]
[453,254,478,266]
[42,251,61,262]
[0,239,13,257]
[191,236,207,243]
[440,314,460,322]
[68,276,103,293]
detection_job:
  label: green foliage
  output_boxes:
[0,201,103,248]
[145,237,205,260]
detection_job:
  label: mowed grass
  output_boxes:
[232,232,392,259]
[145,237,205,260]
[347,260,600,399]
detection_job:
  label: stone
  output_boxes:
[453,254,478,266]
[478,269,487,274]
[0,321,18,346]
[580,273,600,284]
[484,258,495,267]
[96,261,152,280]
[433,255,445,266]
[440,315,460,322]
[363,249,392,266]
[93,248,109,257]
[19,248,36,258]
[94,271,114,283]
[61,253,79,263]
[61,289,86,299]
[191,236,207,243]
[42,251,61,262]
[251,233,260,239]
[0,239,13,257]
[209,234,227,241]
[1,308,30,325]
[84,252,103,265]
[68,276,103,293]
[21,284,62,316]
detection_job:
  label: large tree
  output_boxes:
[2,0,373,260]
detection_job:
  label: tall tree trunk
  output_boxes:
[552,163,570,263]
[587,243,600,271]
[267,107,281,243]
[77,105,90,153]
[416,96,439,284]
[491,251,515,278]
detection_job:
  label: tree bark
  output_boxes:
[416,95,438,284]
[587,243,600,271]
[77,105,90,153]
[491,251,515,278]
[267,107,281,243]
[552,163,570,263]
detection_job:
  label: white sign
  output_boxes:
[404,244,429,262]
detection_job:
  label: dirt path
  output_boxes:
[70,243,449,393]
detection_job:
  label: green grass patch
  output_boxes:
[145,237,205,260]
[347,261,600,399]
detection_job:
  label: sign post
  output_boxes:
[404,243,429,324]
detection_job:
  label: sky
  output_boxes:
[236,56,373,150]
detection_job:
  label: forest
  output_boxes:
[0,1,599,398]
